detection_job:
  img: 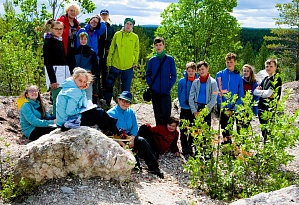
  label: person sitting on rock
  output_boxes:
[107,91,164,179]
[17,85,56,141]
[56,67,119,134]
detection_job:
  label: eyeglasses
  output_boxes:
[28,89,39,93]
[53,28,63,31]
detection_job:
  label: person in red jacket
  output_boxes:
[139,117,180,157]
[57,2,80,74]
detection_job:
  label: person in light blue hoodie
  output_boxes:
[17,85,56,141]
[215,52,244,144]
[177,62,198,155]
[56,67,119,134]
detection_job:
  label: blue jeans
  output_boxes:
[105,66,133,105]
[152,94,171,125]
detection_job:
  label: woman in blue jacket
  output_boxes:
[17,85,56,141]
[76,15,106,57]
[56,67,118,134]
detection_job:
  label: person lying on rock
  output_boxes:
[56,67,119,134]
[107,91,164,179]
[17,85,56,141]
[138,117,180,158]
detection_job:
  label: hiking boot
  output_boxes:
[149,168,164,179]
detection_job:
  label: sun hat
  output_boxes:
[118,91,133,103]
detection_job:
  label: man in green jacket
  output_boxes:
[105,17,139,105]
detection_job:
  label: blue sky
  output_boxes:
[0,0,291,28]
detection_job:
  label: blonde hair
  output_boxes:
[242,64,256,84]
[265,58,277,67]
[72,67,93,83]
[19,85,46,118]
[186,62,196,70]
[45,19,63,29]
[65,1,81,16]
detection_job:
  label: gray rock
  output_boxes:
[13,127,135,184]
[61,186,73,194]
[231,185,299,205]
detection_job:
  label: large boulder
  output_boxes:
[231,185,299,205]
[13,127,135,183]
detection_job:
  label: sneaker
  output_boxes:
[149,168,164,179]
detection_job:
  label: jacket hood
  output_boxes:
[60,77,85,99]
[44,32,53,39]
[16,97,29,110]
[120,28,133,34]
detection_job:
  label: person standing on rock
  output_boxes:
[57,1,81,74]
[146,37,177,125]
[97,9,115,100]
[17,85,56,141]
[105,18,139,106]
[107,91,164,178]
[43,19,69,117]
[253,59,282,144]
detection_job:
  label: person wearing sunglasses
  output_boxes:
[17,85,56,141]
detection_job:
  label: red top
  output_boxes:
[57,15,80,56]
[151,125,179,154]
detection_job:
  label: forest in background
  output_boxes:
[0,0,298,102]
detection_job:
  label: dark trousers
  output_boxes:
[98,55,108,97]
[133,136,159,170]
[29,126,57,141]
[80,108,119,135]
[258,109,269,144]
[152,94,171,125]
[180,108,194,154]
[220,110,236,144]
[105,66,133,105]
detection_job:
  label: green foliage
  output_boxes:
[183,81,299,201]
[155,0,241,100]
[13,0,96,19]
[254,42,270,71]
[241,42,255,65]
[0,1,46,95]
[264,0,299,80]
[240,28,272,53]
[1,175,39,201]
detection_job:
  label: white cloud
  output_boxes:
[0,0,293,28]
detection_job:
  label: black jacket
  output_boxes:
[98,22,115,58]
[43,33,67,83]
[258,74,282,111]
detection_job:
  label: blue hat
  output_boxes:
[100,9,109,15]
[118,91,132,103]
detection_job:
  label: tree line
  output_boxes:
[0,0,298,99]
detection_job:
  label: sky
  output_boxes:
[0,0,291,28]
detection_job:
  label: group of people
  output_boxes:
[43,2,140,117]
[178,53,281,155]
[16,2,282,178]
